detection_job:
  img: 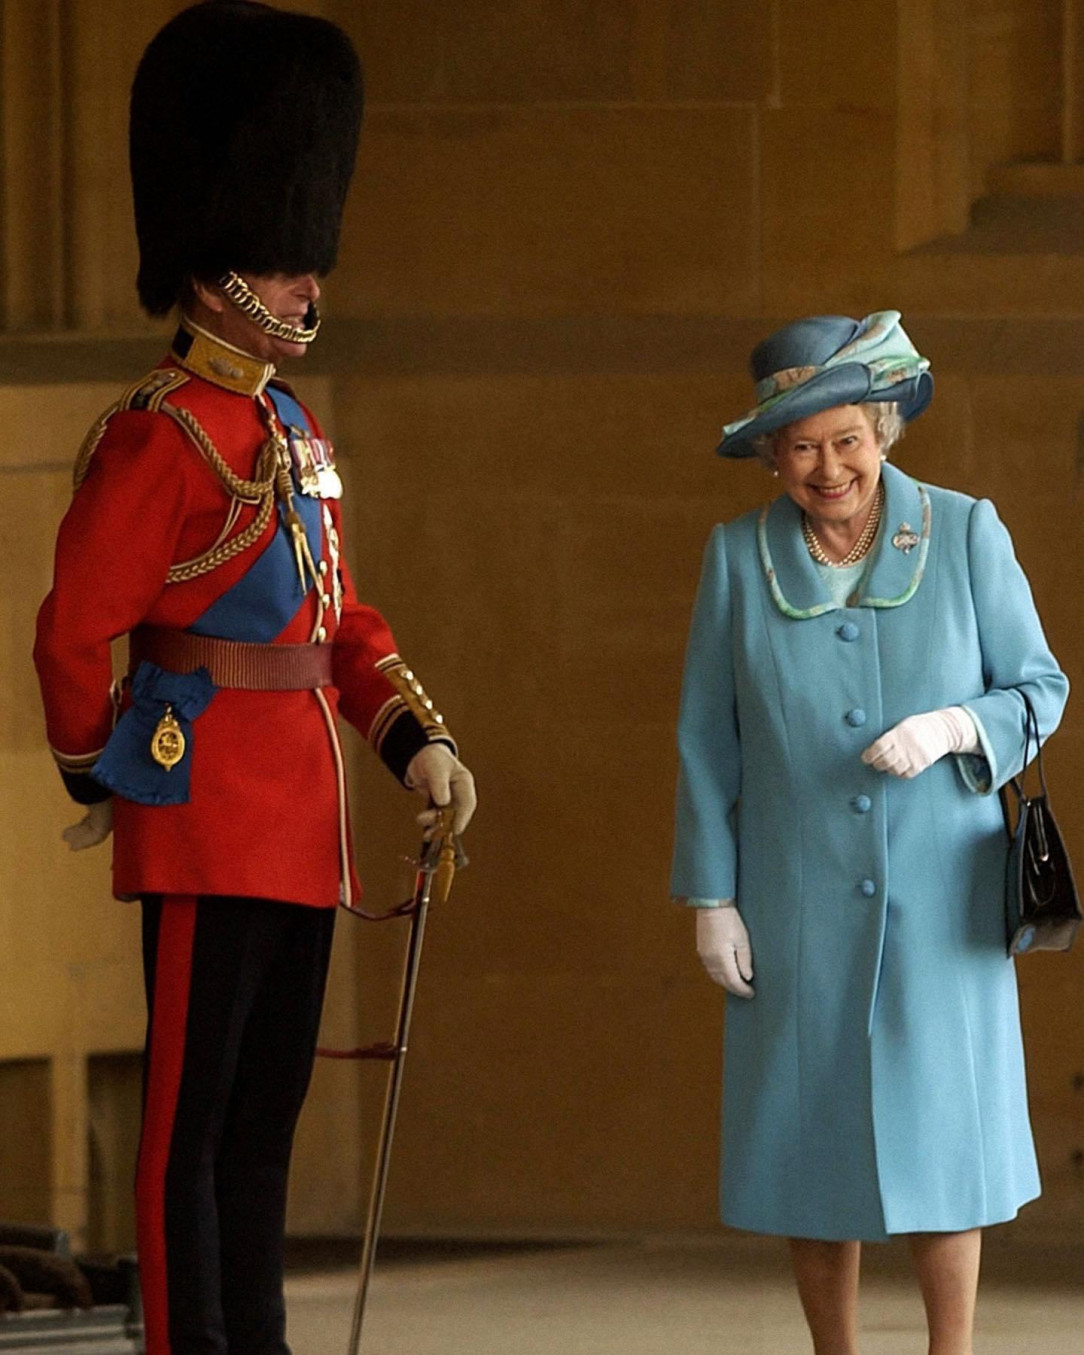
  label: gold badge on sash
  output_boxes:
[151,705,186,770]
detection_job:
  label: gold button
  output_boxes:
[423,698,434,710]
[403,668,414,681]
[317,626,327,642]
[319,560,328,575]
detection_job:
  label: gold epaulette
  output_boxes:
[370,654,454,753]
[72,368,191,490]
[120,367,191,413]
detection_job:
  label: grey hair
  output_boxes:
[753,401,906,466]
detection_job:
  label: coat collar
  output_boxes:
[756,462,931,619]
[170,317,276,397]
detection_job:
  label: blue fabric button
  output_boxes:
[860,878,877,897]
[845,708,867,727]
[837,622,860,642]
[852,795,872,814]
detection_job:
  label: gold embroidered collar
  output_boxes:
[170,318,275,397]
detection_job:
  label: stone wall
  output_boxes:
[1,0,1081,1244]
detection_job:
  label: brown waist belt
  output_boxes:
[130,626,334,691]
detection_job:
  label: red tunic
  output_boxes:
[35,353,447,908]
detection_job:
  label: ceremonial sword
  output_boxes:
[316,806,466,1355]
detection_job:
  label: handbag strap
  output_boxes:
[1005,691,1046,803]
[1000,691,1045,840]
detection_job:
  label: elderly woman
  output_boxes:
[671,312,1068,1355]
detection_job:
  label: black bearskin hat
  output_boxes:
[130,0,363,315]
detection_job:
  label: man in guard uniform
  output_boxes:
[34,4,476,1352]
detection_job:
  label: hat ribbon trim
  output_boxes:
[752,352,929,406]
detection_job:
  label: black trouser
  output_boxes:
[137,895,335,1355]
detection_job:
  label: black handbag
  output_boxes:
[1000,692,1081,956]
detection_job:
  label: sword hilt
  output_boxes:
[419,806,466,907]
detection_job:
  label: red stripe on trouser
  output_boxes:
[136,896,197,1355]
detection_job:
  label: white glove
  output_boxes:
[861,706,978,780]
[405,744,477,836]
[695,904,755,999]
[62,799,114,851]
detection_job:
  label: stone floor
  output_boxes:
[283,1233,1084,1355]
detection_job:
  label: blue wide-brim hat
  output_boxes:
[717,311,933,458]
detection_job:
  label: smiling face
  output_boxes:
[191,272,322,362]
[772,403,884,532]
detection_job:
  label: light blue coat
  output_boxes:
[671,463,1068,1241]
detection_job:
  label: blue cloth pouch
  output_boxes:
[92,662,216,805]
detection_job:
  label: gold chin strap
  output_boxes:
[218,270,321,344]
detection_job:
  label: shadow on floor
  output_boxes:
[284,1235,603,1273]
[285,1226,1084,1288]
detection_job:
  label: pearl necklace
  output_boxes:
[802,481,884,567]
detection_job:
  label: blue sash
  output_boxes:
[93,387,325,804]
[191,387,323,643]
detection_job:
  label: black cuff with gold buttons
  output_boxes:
[379,713,456,787]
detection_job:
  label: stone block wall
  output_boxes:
[1,0,1081,1243]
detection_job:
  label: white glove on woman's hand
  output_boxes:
[861,706,978,779]
[405,744,477,836]
[62,799,113,851]
[696,905,755,999]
